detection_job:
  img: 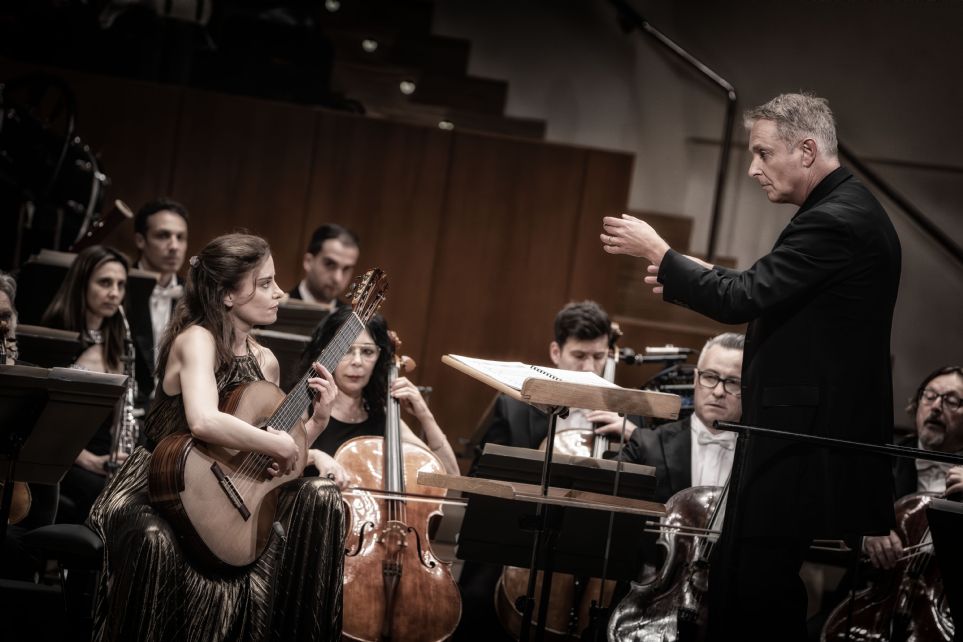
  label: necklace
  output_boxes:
[86,329,104,344]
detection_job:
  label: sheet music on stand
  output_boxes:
[433,353,681,641]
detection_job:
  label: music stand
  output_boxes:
[0,365,126,543]
[251,328,311,392]
[455,444,659,577]
[13,324,83,368]
[272,299,332,337]
[15,250,157,325]
[431,355,680,641]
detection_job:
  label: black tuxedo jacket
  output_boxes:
[124,283,174,405]
[469,395,549,476]
[659,167,901,539]
[617,418,692,504]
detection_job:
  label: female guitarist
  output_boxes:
[87,233,345,641]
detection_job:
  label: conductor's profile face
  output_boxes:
[550,336,608,375]
[747,119,806,206]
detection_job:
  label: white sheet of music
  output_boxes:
[446,354,619,391]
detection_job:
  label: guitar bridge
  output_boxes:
[210,462,251,521]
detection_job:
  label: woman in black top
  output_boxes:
[300,307,459,485]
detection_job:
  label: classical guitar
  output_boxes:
[148,268,388,569]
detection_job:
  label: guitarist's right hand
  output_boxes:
[266,427,299,476]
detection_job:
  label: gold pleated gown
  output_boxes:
[88,354,345,641]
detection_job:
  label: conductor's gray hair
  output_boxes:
[744,93,838,159]
[697,332,745,368]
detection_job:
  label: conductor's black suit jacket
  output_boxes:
[659,167,901,539]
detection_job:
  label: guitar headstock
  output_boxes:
[347,268,388,323]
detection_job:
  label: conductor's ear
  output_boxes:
[800,138,818,167]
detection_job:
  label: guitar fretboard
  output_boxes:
[269,313,365,432]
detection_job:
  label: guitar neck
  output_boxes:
[268,313,365,432]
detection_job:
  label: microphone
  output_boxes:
[618,347,690,366]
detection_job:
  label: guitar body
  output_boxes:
[148,380,308,570]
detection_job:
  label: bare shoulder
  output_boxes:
[251,341,281,386]
[173,325,216,357]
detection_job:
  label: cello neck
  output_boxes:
[384,361,405,495]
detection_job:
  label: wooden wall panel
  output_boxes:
[418,132,590,445]
[303,113,452,365]
[167,90,317,288]
[567,149,634,310]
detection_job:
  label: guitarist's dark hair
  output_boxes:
[156,233,270,380]
[299,306,393,414]
[42,245,129,372]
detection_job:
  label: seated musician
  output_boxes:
[297,306,460,484]
[469,300,630,473]
[41,246,131,522]
[0,270,16,363]
[126,198,189,408]
[864,365,963,569]
[455,300,629,642]
[86,232,345,640]
[616,332,745,502]
[287,223,360,312]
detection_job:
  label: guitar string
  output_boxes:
[230,315,362,494]
[229,274,382,491]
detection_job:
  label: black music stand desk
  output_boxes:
[0,365,126,542]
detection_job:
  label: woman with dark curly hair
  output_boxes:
[298,306,459,486]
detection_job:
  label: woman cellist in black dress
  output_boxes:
[299,306,459,481]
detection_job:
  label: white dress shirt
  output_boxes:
[147,273,180,366]
[915,439,951,494]
[689,413,737,488]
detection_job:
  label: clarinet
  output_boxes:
[108,307,139,476]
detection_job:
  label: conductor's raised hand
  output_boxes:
[601,214,670,264]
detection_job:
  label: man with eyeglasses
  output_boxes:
[600,93,901,640]
[617,333,744,503]
[864,366,963,569]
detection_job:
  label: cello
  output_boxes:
[495,322,624,639]
[607,484,725,642]
[820,492,955,642]
[335,332,461,642]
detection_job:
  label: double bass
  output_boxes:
[335,332,461,641]
[821,492,955,642]
[495,322,624,639]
